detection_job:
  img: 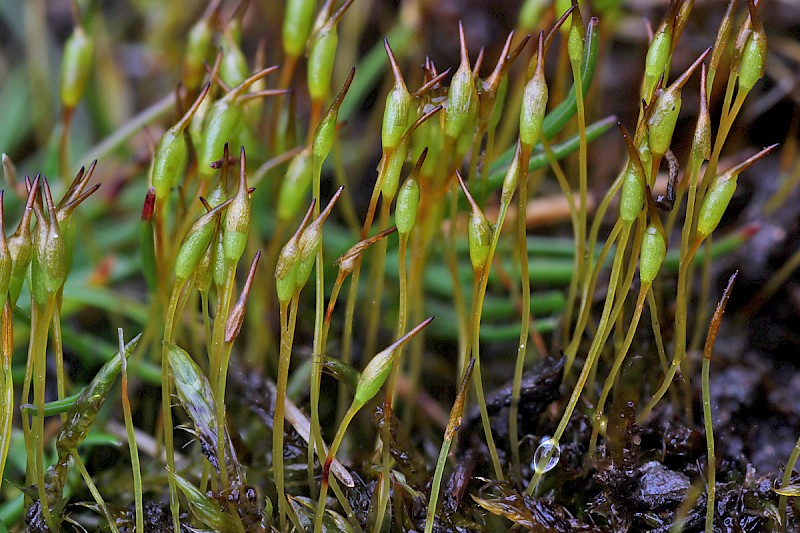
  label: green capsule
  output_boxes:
[194,239,214,294]
[295,187,343,291]
[691,65,711,169]
[152,129,189,200]
[314,68,355,163]
[183,13,214,90]
[696,144,776,240]
[313,109,337,164]
[283,0,316,59]
[152,84,211,199]
[275,264,297,305]
[697,177,737,240]
[222,148,251,265]
[198,99,244,181]
[275,201,315,304]
[646,88,680,159]
[640,224,667,284]
[643,29,671,100]
[197,66,280,180]
[380,144,407,201]
[647,48,708,160]
[444,24,478,141]
[220,28,248,89]
[31,180,67,305]
[174,199,231,283]
[211,233,226,290]
[567,18,584,65]
[519,35,548,149]
[620,165,645,224]
[618,124,647,223]
[172,472,230,532]
[737,2,767,93]
[382,40,412,151]
[60,25,94,109]
[501,141,523,205]
[354,345,396,407]
[468,211,492,272]
[354,317,433,406]
[395,177,420,236]
[278,148,313,222]
[456,171,491,272]
[308,24,338,102]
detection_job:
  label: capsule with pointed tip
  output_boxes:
[697,144,777,240]
[354,317,433,406]
[737,7,767,93]
[222,148,251,265]
[647,49,708,160]
[519,36,548,149]
[382,41,412,151]
[443,26,478,141]
[31,181,67,305]
[174,199,231,283]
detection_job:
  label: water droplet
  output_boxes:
[532,436,560,473]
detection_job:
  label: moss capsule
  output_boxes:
[519,34,548,149]
[697,177,737,240]
[646,49,708,160]
[618,124,647,223]
[382,39,412,151]
[697,144,777,240]
[282,0,316,59]
[456,171,491,272]
[640,224,666,284]
[60,25,94,109]
[152,84,211,199]
[174,199,231,283]
[222,148,251,265]
[443,24,478,141]
[395,178,419,236]
[354,317,433,406]
[308,23,338,103]
[220,29,248,89]
[31,180,67,305]
[379,144,407,201]
[737,1,767,93]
